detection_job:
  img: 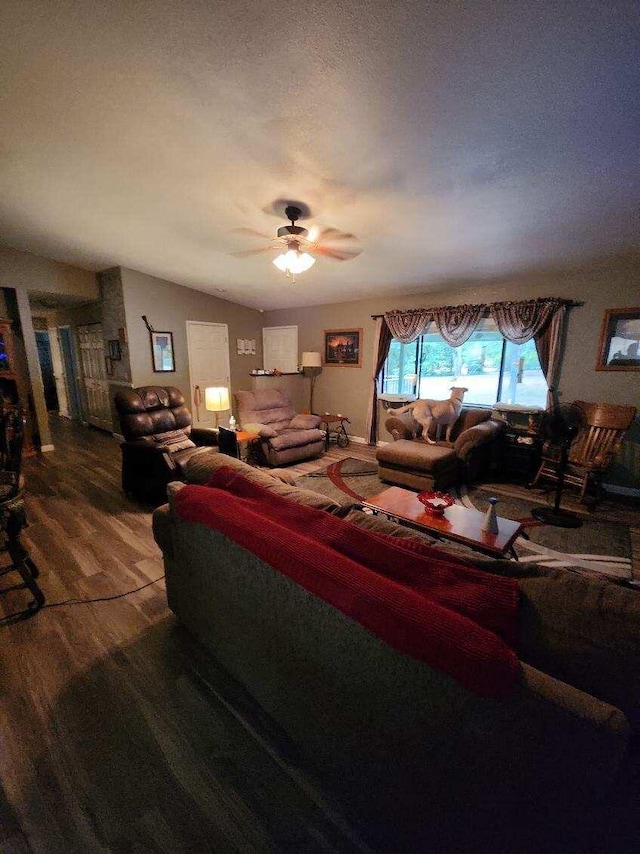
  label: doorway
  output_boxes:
[77,323,112,431]
[186,322,231,428]
[35,330,59,411]
[58,326,82,419]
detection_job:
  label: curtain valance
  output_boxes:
[384,298,569,347]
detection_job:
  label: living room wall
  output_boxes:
[120,267,264,405]
[263,250,640,489]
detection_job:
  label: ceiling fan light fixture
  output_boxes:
[273,248,315,277]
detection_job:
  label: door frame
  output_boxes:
[186,321,231,427]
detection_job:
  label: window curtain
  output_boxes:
[490,298,563,344]
[433,303,486,346]
[381,297,569,413]
[366,317,393,444]
[491,298,566,409]
[384,309,431,344]
[532,303,566,409]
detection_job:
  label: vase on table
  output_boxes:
[482,497,499,534]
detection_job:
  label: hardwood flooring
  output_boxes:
[0,418,372,853]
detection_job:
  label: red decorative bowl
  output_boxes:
[417,491,455,515]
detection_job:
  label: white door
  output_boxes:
[262,325,298,373]
[186,321,231,428]
[49,323,69,418]
[77,323,112,430]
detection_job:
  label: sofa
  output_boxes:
[153,452,640,851]
[377,405,505,491]
[234,388,325,466]
[114,385,218,502]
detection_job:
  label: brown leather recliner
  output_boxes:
[114,386,218,502]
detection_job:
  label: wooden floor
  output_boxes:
[0,418,372,853]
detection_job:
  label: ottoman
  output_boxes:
[376,439,458,492]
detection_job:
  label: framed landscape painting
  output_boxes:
[596,307,640,371]
[323,328,362,367]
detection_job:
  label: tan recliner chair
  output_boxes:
[234,389,325,466]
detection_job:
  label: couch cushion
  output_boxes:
[235,388,296,427]
[268,428,326,451]
[377,439,457,474]
[186,450,342,512]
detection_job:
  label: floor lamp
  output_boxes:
[204,386,230,428]
[301,352,322,414]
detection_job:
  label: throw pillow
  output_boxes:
[153,429,196,452]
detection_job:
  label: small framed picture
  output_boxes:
[323,328,362,367]
[108,339,121,361]
[596,307,640,371]
[151,330,175,372]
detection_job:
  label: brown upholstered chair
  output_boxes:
[234,388,325,466]
[377,407,505,491]
[114,386,218,502]
[531,400,637,502]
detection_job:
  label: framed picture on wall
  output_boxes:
[151,330,175,372]
[323,328,362,367]
[596,307,640,371]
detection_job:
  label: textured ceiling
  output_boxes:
[1,1,637,309]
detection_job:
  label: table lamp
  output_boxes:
[204,386,230,428]
[301,352,322,413]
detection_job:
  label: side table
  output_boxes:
[498,429,542,483]
[319,414,350,450]
[219,427,260,463]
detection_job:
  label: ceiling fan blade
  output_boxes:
[316,226,358,242]
[311,245,362,261]
[231,227,273,240]
[230,246,274,258]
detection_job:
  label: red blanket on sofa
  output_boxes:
[174,467,520,696]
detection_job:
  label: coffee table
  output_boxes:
[360,486,523,559]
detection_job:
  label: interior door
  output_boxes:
[77,323,111,431]
[262,325,298,373]
[58,326,82,419]
[186,321,231,428]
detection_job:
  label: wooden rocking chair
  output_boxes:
[531,400,637,503]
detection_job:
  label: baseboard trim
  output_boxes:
[349,435,390,447]
[40,444,55,453]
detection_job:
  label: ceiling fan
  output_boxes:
[231,204,361,282]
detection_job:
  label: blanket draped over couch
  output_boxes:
[175,467,520,696]
[156,451,639,850]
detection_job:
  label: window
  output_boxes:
[381,319,547,408]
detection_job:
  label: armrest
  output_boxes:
[191,427,219,447]
[290,413,322,429]
[121,440,176,471]
[454,419,504,459]
[384,416,415,441]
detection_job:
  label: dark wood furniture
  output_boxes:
[498,428,542,482]
[0,407,43,623]
[531,400,637,501]
[318,414,350,450]
[0,319,34,456]
[219,427,260,463]
[360,485,523,559]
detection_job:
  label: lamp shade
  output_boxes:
[204,386,230,412]
[301,351,322,368]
